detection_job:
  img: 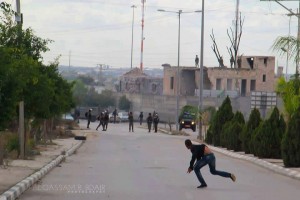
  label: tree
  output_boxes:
[72,79,89,106]
[282,107,300,167]
[0,47,23,129]
[226,121,244,151]
[77,75,95,85]
[252,107,286,158]
[272,35,299,76]
[208,96,234,146]
[276,77,300,120]
[119,95,131,111]
[0,2,52,62]
[241,108,261,154]
[0,2,75,146]
[220,111,245,151]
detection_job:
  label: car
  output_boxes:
[179,112,196,132]
[109,114,121,123]
[62,113,74,121]
[118,112,129,122]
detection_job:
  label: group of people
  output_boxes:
[145,112,160,133]
[85,109,109,130]
[127,111,160,133]
[95,110,109,131]
[85,108,160,133]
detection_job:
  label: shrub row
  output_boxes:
[205,96,300,167]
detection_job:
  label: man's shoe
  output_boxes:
[197,184,207,189]
[230,174,236,182]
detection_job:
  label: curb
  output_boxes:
[0,139,84,200]
[195,142,300,181]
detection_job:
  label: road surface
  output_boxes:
[20,121,300,200]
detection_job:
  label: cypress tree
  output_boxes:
[227,121,243,151]
[220,122,231,147]
[242,108,261,154]
[252,107,286,158]
[282,107,300,167]
[211,96,234,146]
[225,111,245,151]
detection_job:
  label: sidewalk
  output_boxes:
[0,129,98,200]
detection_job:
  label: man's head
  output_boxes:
[185,139,192,149]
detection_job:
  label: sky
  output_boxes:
[5,0,300,74]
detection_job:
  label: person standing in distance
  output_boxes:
[146,113,153,133]
[86,109,92,129]
[185,139,236,188]
[153,113,160,133]
[103,110,109,131]
[96,112,104,131]
[112,108,117,124]
[195,55,199,67]
[138,112,143,125]
[128,111,134,132]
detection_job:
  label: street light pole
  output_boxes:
[176,10,182,132]
[158,9,201,131]
[198,0,205,140]
[130,5,136,69]
[286,14,291,81]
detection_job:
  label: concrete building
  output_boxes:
[118,67,163,95]
[163,55,277,98]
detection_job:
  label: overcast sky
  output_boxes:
[6,0,300,74]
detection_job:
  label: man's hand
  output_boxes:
[187,167,193,173]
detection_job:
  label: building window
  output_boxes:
[170,77,174,89]
[216,78,222,90]
[250,80,256,91]
[227,79,232,90]
[264,58,268,66]
[247,57,254,69]
[263,74,266,82]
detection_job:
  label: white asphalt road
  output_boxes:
[20,121,300,200]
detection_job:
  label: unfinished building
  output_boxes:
[163,56,277,98]
[118,67,163,95]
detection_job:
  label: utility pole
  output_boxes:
[131,5,136,69]
[16,0,25,159]
[198,0,205,140]
[140,0,146,71]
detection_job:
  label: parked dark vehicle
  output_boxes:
[179,112,196,132]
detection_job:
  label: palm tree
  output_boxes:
[272,36,300,121]
[276,77,300,121]
[272,35,300,77]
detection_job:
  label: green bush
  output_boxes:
[241,108,261,154]
[227,121,243,151]
[220,111,244,151]
[205,127,213,144]
[220,122,231,147]
[119,95,131,111]
[282,107,300,167]
[209,96,234,146]
[6,134,19,153]
[252,107,286,158]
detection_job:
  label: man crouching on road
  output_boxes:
[185,139,236,188]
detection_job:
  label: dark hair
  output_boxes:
[185,139,192,147]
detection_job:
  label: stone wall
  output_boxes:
[118,92,283,123]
